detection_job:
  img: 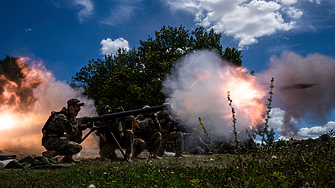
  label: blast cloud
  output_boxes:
[257,51,335,137]
[162,50,267,143]
[163,50,335,142]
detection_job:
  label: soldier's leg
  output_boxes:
[120,130,134,156]
[133,138,146,159]
[99,142,116,161]
[157,133,169,157]
[45,137,82,156]
[168,132,184,157]
[148,132,162,159]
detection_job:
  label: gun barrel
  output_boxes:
[77,105,167,123]
[100,105,166,120]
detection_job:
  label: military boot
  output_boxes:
[42,150,58,157]
[61,155,81,163]
[150,152,162,159]
[126,154,132,162]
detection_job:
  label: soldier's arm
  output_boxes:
[57,114,80,137]
[151,117,161,131]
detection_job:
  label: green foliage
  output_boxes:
[72,25,243,110]
[245,127,258,152]
[227,91,239,149]
[199,117,216,153]
[261,78,275,147]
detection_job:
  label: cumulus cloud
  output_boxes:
[277,122,335,140]
[285,7,303,19]
[100,38,130,56]
[276,0,298,5]
[164,0,321,48]
[298,122,335,139]
[73,0,94,23]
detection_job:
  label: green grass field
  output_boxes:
[1,139,335,188]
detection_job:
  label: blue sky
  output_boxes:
[1,0,335,141]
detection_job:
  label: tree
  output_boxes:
[72,25,243,110]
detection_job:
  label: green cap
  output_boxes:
[67,98,84,106]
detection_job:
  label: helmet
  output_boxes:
[99,105,110,115]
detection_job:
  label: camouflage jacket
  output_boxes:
[134,114,161,134]
[42,107,86,138]
[155,111,172,130]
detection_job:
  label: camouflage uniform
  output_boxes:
[133,114,162,157]
[156,111,184,157]
[42,107,86,155]
[98,117,134,160]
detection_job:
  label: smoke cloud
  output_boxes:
[257,51,335,137]
[163,50,267,143]
[163,50,335,142]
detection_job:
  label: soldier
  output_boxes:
[132,105,162,159]
[156,108,184,157]
[42,98,92,163]
[95,105,133,162]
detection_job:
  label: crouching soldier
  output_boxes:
[156,108,184,157]
[96,105,134,162]
[132,105,162,159]
[41,98,92,163]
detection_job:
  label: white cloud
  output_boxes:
[298,121,335,139]
[99,38,130,56]
[277,122,335,140]
[276,0,298,5]
[309,0,321,4]
[72,0,94,23]
[100,0,144,26]
[285,7,303,19]
[164,0,321,48]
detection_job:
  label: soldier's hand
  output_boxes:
[69,106,77,120]
[119,106,125,112]
[86,122,93,129]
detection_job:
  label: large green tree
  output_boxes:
[72,25,243,110]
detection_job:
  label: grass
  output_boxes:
[1,139,335,188]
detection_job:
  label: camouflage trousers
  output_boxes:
[42,132,83,155]
[158,132,184,156]
[99,130,134,160]
[133,132,162,155]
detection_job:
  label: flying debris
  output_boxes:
[281,83,317,90]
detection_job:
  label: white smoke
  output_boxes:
[162,50,267,143]
[256,51,335,137]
